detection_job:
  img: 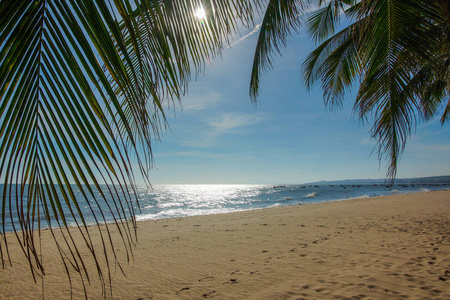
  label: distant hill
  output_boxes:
[305,175,450,186]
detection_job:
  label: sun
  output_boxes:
[194,6,206,20]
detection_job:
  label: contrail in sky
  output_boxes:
[226,24,261,49]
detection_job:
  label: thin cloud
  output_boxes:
[179,112,266,148]
[360,137,376,146]
[182,91,222,111]
[409,142,450,155]
[208,112,265,132]
[158,151,225,158]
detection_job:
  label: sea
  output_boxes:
[2,182,450,232]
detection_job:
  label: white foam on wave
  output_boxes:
[279,197,293,202]
[135,207,241,221]
[302,192,317,199]
[346,194,370,200]
[420,188,430,192]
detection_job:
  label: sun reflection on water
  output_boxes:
[136,184,265,220]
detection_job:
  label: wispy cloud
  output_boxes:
[227,24,261,49]
[181,91,222,111]
[409,142,450,155]
[359,137,376,146]
[158,151,226,159]
[208,112,266,133]
[179,112,266,148]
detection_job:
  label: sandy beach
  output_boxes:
[1,190,449,299]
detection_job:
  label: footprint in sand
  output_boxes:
[430,289,442,296]
[198,276,215,282]
[438,270,449,282]
[176,287,190,294]
[223,278,238,284]
[202,291,216,298]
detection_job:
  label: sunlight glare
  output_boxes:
[194,6,206,20]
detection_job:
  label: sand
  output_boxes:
[0,190,449,299]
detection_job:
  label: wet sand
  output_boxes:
[1,190,449,299]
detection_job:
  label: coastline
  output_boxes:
[1,190,449,299]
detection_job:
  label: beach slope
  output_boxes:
[1,190,449,299]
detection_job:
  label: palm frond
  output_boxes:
[303,19,362,108]
[0,0,263,296]
[0,0,143,293]
[250,0,307,102]
[307,0,348,43]
[303,0,449,183]
[354,0,445,183]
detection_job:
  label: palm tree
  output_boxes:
[251,0,450,183]
[3,0,448,296]
[0,0,262,295]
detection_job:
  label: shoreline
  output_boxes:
[133,187,447,223]
[1,189,449,299]
[131,186,447,223]
[3,186,448,234]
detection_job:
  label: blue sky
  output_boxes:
[144,20,450,185]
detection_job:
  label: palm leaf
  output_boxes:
[1,0,141,293]
[250,0,307,102]
[303,19,362,108]
[302,0,448,183]
[0,0,263,296]
[307,0,354,43]
[354,0,445,182]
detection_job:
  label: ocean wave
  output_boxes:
[279,197,294,202]
[302,192,317,199]
[4,183,450,233]
[346,194,370,200]
[135,207,241,221]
